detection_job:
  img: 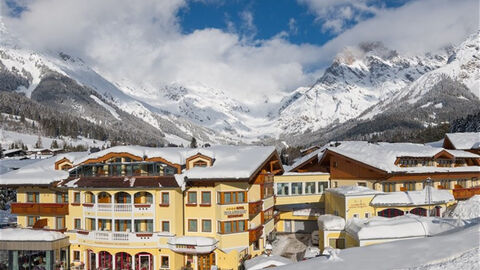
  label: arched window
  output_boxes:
[378,208,404,218]
[134,192,153,204]
[115,192,131,204]
[98,192,112,203]
[115,252,132,270]
[410,207,427,216]
[99,251,112,269]
[85,192,95,203]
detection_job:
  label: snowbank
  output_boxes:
[318,215,346,231]
[448,195,480,219]
[0,228,67,241]
[346,214,465,241]
[244,255,292,270]
[371,186,454,206]
[276,223,480,270]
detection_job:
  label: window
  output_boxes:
[193,160,208,167]
[305,182,316,194]
[264,208,274,222]
[334,181,338,188]
[318,182,328,194]
[187,192,197,205]
[456,179,467,188]
[56,193,68,203]
[201,192,211,205]
[402,182,415,191]
[27,192,39,203]
[74,192,81,203]
[161,256,169,269]
[263,182,274,198]
[86,218,96,231]
[378,208,404,218]
[56,217,65,229]
[291,183,303,195]
[162,192,170,205]
[276,183,289,196]
[329,238,345,249]
[382,182,396,192]
[188,219,198,232]
[218,191,247,204]
[134,220,153,232]
[27,216,39,227]
[357,182,367,187]
[440,180,451,189]
[73,251,80,261]
[162,221,170,232]
[74,219,81,229]
[202,220,212,232]
[253,239,260,250]
[219,220,247,234]
[365,213,370,218]
[353,214,359,218]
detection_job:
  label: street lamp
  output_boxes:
[425,177,432,217]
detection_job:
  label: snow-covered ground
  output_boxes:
[276,223,479,270]
[0,129,108,150]
[275,196,480,269]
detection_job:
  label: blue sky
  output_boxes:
[179,0,411,46]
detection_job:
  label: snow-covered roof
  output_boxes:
[345,214,465,241]
[325,141,480,173]
[327,186,383,197]
[288,144,326,172]
[0,228,67,241]
[167,236,217,246]
[281,172,329,176]
[183,146,278,180]
[370,186,454,206]
[2,149,26,155]
[0,146,279,185]
[445,132,480,149]
[317,214,346,231]
[0,156,69,185]
[244,255,292,270]
[0,158,41,175]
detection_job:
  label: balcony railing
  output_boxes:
[453,187,480,200]
[249,201,263,218]
[83,203,152,213]
[11,203,69,215]
[249,225,263,243]
[76,230,168,243]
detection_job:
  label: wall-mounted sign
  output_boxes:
[225,206,246,218]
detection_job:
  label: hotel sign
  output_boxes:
[224,206,246,218]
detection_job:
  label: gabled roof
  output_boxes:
[323,141,480,174]
[445,132,480,150]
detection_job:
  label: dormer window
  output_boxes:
[193,160,208,168]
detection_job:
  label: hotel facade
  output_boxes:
[1,146,283,270]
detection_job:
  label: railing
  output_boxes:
[249,225,263,243]
[453,187,480,200]
[249,201,263,217]
[11,203,69,215]
[84,203,150,213]
[77,230,167,243]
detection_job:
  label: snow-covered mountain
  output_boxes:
[0,14,478,146]
[275,41,449,135]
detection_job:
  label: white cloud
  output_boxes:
[298,0,381,33]
[0,0,477,106]
[288,18,298,35]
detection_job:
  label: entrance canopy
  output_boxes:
[167,236,218,254]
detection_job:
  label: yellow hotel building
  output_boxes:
[1,145,284,270]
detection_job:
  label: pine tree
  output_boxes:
[50,140,59,149]
[190,137,198,148]
[34,135,43,149]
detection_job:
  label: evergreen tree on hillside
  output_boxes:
[34,135,43,149]
[50,139,59,149]
[190,137,198,148]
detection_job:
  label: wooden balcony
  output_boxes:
[249,201,263,218]
[11,203,69,215]
[249,225,263,243]
[452,187,480,200]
